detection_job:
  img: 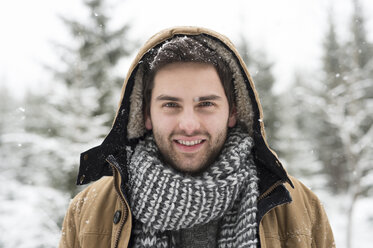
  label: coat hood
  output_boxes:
[77,26,293,191]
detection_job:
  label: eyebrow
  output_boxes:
[194,95,222,102]
[155,94,223,102]
[155,95,182,101]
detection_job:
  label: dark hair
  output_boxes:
[143,35,234,116]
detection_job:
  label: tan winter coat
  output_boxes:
[60,175,334,248]
[59,27,335,248]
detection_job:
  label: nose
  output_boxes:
[178,108,200,135]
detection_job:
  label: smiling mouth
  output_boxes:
[175,139,205,146]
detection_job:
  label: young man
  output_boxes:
[59,27,335,248]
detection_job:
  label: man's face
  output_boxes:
[145,62,236,173]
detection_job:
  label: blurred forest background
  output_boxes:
[0,0,372,247]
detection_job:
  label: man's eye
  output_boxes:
[164,102,178,108]
[199,102,214,107]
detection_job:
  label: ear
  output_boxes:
[228,106,237,128]
[145,113,152,130]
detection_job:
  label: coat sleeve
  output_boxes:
[260,177,336,248]
[310,196,335,248]
[288,176,336,248]
[58,198,81,248]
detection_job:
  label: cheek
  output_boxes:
[199,115,229,135]
[151,113,176,133]
[203,110,230,125]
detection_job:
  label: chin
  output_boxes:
[174,162,210,175]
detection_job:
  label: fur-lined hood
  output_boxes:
[77,26,292,191]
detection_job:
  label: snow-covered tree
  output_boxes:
[286,2,373,247]
[35,0,134,196]
[342,1,373,247]
[0,85,70,247]
[52,0,133,126]
[275,73,326,185]
[1,0,134,245]
[292,14,351,193]
[0,85,23,176]
[0,85,18,144]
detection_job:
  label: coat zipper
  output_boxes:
[108,163,129,248]
[257,179,291,248]
[258,200,291,248]
[258,179,287,201]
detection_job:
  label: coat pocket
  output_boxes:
[262,233,313,248]
[79,232,111,248]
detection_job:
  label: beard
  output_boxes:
[152,127,228,175]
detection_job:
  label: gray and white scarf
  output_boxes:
[127,127,259,247]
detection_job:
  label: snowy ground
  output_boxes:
[0,175,69,248]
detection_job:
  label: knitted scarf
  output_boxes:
[127,127,259,247]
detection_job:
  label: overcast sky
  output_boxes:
[1,0,372,98]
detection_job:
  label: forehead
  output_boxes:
[152,62,225,97]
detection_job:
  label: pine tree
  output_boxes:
[311,13,350,193]
[0,1,134,245]
[42,0,133,196]
[0,86,69,247]
[342,1,373,247]
[285,2,373,246]
[19,0,134,197]
[277,73,326,184]
[0,85,18,143]
[53,0,133,126]
[289,1,373,195]
[0,85,23,175]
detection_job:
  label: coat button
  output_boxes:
[113,210,121,224]
[79,175,85,184]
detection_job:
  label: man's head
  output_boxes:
[143,36,237,174]
[144,36,235,117]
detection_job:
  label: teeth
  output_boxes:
[177,139,203,146]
